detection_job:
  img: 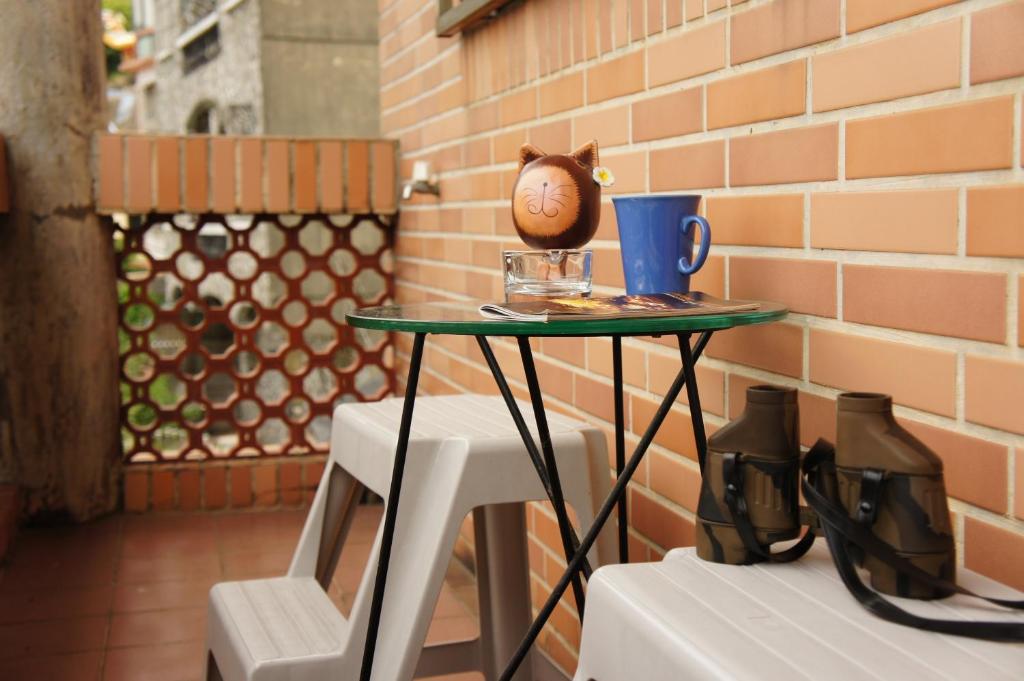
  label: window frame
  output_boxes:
[436,0,518,37]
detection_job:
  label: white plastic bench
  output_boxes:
[575,541,1023,681]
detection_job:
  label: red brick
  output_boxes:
[586,51,644,103]
[843,265,1006,344]
[902,420,1008,514]
[183,137,208,213]
[970,0,1024,84]
[574,373,616,422]
[846,97,1014,179]
[648,451,701,513]
[708,60,806,129]
[151,470,175,511]
[813,20,960,112]
[730,124,838,186]
[648,20,725,87]
[230,466,253,508]
[704,194,804,247]
[252,464,278,507]
[155,137,182,213]
[809,328,956,416]
[811,190,958,254]
[97,134,124,211]
[731,0,840,64]
[178,469,200,512]
[966,185,1024,258]
[707,323,804,378]
[649,140,725,192]
[632,87,702,142]
[730,257,837,317]
[123,470,148,513]
[203,466,227,510]
[965,355,1024,436]
[125,135,152,214]
[573,105,630,149]
[846,0,957,33]
[691,254,725,299]
[963,517,1024,591]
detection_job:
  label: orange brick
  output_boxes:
[1017,449,1024,519]
[630,0,646,40]
[813,20,960,112]
[252,464,278,507]
[239,138,262,213]
[573,105,630,148]
[293,141,316,213]
[730,123,838,186]
[587,51,644,103]
[540,72,584,116]
[731,0,840,65]
[966,185,1024,258]
[230,466,253,508]
[846,97,1014,179]
[971,0,1024,84]
[1020,276,1023,348]
[155,137,182,213]
[203,466,227,510]
[648,354,725,417]
[530,119,572,155]
[691,254,725,299]
[809,328,956,416]
[648,451,701,513]
[647,20,725,87]
[649,140,725,192]
[810,190,958,254]
[123,470,148,512]
[685,0,703,21]
[209,137,235,213]
[708,60,806,129]
[846,0,957,33]
[631,490,696,550]
[632,87,702,142]
[494,130,523,164]
[183,136,208,213]
[965,355,1024,436]
[125,136,152,214]
[704,194,804,247]
[707,322,803,378]
[500,87,537,126]
[178,469,200,512]
[666,0,683,27]
[902,420,1008,514]
[151,470,174,511]
[963,517,1024,591]
[574,373,615,422]
[601,150,646,194]
[541,336,586,368]
[586,337,645,388]
[730,257,837,317]
[97,134,124,211]
[843,265,1006,343]
[646,0,663,35]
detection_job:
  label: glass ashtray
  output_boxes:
[503,249,593,301]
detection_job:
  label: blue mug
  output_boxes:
[612,195,712,295]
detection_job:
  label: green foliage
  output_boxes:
[102,0,133,26]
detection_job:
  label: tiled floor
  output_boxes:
[0,506,483,681]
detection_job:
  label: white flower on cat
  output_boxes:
[592,166,615,187]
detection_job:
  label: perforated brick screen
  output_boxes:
[116,213,394,463]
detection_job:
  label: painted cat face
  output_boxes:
[511,140,601,250]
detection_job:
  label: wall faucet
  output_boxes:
[401,160,440,199]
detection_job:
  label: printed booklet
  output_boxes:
[479,292,759,322]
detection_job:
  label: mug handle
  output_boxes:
[678,215,711,275]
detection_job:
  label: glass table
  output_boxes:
[346,299,788,681]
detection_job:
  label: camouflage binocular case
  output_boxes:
[696,387,955,600]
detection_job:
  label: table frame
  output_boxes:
[359,330,713,681]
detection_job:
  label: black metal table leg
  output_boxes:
[517,336,589,615]
[359,332,426,681]
[497,331,714,681]
[612,336,628,564]
[679,333,709,473]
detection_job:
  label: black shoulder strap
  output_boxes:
[721,452,815,564]
[802,439,1024,642]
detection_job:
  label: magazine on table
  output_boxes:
[478,292,759,322]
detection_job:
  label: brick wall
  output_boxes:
[379,0,1024,671]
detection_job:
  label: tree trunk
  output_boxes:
[0,1,120,520]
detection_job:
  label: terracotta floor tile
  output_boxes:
[0,616,108,658]
[116,553,222,585]
[0,552,116,591]
[112,580,215,613]
[102,640,205,681]
[0,584,112,624]
[0,650,104,681]
[108,607,206,648]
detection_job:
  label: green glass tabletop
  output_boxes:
[346,299,788,336]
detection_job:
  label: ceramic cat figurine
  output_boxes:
[511,140,602,250]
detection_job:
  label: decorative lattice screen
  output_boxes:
[115,213,394,463]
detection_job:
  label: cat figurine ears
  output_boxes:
[519,140,599,171]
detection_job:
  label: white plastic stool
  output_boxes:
[574,541,1024,681]
[206,394,615,681]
